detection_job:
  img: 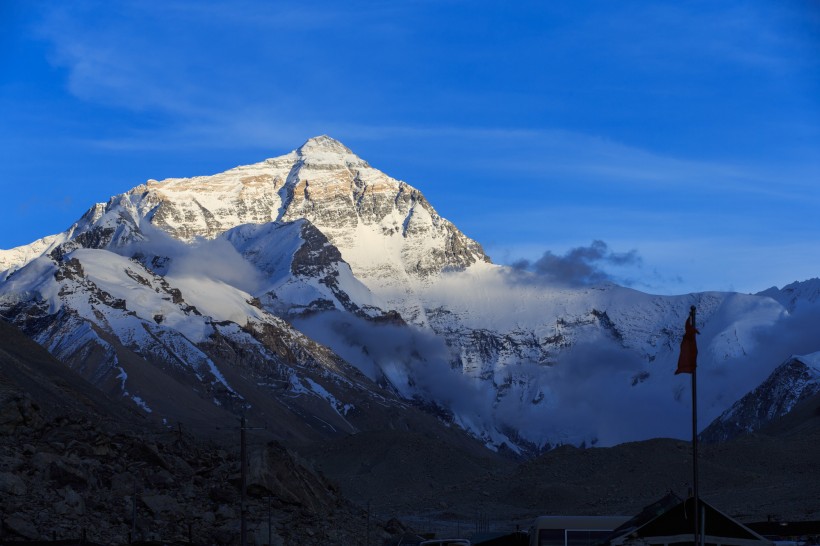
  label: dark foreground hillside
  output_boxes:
[0,319,390,545]
[3,314,819,543]
[307,394,820,525]
[0,414,374,544]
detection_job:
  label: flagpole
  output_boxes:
[690,305,699,546]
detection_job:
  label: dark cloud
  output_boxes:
[511,240,642,287]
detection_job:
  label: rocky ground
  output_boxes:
[0,411,424,546]
[0,399,399,545]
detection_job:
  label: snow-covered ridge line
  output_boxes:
[0,233,67,276]
[700,351,820,442]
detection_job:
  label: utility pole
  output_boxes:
[132,478,137,542]
[128,461,145,543]
[239,415,265,546]
[366,500,371,546]
[241,415,247,546]
[267,495,272,546]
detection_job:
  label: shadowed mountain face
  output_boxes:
[0,317,153,449]
[701,354,820,443]
[0,318,479,543]
[3,311,817,542]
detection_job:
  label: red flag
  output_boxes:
[675,313,699,374]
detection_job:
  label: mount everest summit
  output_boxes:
[1,135,817,454]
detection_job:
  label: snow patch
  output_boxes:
[131,396,152,413]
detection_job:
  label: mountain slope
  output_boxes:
[700,352,820,443]
[0,242,432,443]
[0,317,144,430]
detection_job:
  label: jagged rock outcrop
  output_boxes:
[700,353,820,443]
[757,278,820,311]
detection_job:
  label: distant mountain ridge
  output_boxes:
[1,136,817,454]
[700,352,820,443]
[757,278,820,311]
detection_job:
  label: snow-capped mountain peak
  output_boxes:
[290,135,371,171]
[295,134,362,162]
[2,137,818,454]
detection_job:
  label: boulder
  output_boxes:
[145,468,175,488]
[209,485,237,503]
[3,513,40,540]
[0,471,26,495]
[246,441,335,513]
[54,486,85,515]
[109,471,139,497]
[49,458,91,488]
[141,493,181,517]
[215,504,236,520]
[0,395,44,434]
[31,451,59,473]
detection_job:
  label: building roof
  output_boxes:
[609,496,772,546]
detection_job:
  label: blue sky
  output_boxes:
[1,0,819,295]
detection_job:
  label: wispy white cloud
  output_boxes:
[31,1,820,201]
[73,119,820,206]
[34,1,421,117]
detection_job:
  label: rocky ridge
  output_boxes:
[700,352,820,443]
[0,240,451,447]
[129,135,489,288]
